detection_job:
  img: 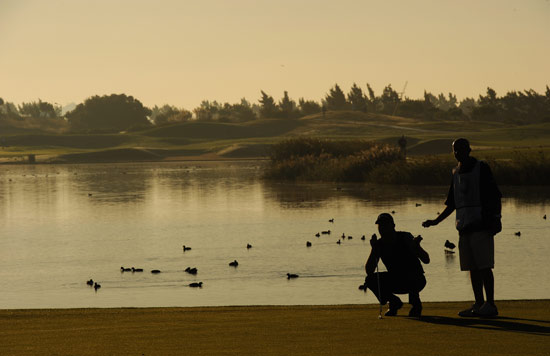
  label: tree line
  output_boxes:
[1,83,549,133]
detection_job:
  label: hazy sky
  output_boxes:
[1,0,549,109]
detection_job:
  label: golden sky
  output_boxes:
[1,0,549,109]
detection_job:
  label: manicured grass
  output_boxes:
[53,148,164,163]
[1,301,548,356]
[142,119,303,139]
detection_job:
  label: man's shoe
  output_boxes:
[384,298,403,316]
[477,302,498,318]
[408,305,422,318]
[458,303,481,317]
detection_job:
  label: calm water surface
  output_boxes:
[1,161,549,309]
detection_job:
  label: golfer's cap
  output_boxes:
[375,213,394,225]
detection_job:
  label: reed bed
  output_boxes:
[265,138,550,185]
[490,150,550,185]
[265,138,401,182]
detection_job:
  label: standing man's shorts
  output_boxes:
[458,230,494,271]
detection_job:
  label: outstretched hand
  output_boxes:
[413,235,423,244]
[422,219,436,228]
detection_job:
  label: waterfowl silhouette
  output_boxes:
[229,260,238,267]
[189,282,203,288]
[514,231,521,237]
[94,282,101,291]
[361,235,366,240]
[151,269,161,274]
[287,273,299,279]
[329,218,334,223]
[321,230,331,235]
[306,241,312,247]
[444,240,456,250]
[86,279,94,286]
[185,267,198,275]
[182,245,192,252]
[544,214,547,220]
[131,267,143,272]
[415,203,422,207]
[391,210,395,214]
[315,232,320,237]
[347,236,353,240]
[336,240,341,245]
[120,267,132,272]
[247,243,252,249]
[341,233,345,238]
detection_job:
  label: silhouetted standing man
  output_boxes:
[423,138,502,317]
[398,135,407,158]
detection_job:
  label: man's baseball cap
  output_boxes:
[375,213,394,225]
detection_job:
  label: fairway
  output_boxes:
[2,112,550,163]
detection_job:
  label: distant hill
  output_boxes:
[2,110,550,163]
[143,119,303,139]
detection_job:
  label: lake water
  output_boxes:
[0,161,549,309]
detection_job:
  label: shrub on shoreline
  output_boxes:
[490,151,550,185]
[265,138,550,185]
[367,157,454,185]
[265,138,402,181]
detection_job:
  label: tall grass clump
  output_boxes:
[268,137,380,162]
[366,151,550,185]
[367,156,455,185]
[265,137,401,181]
[491,151,550,185]
[265,138,550,185]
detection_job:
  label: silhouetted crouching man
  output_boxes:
[422,138,502,318]
[365,213,430,317]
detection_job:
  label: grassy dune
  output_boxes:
[1,111,550,164]
[143,119,302,139]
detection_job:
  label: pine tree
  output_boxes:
[298,98,322,116]
[278,91,297,118]
[325,84,347,111]
[259,91,278,118]
[347,83,367,112]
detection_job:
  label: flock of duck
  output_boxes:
[85,218,347,292]
[86,213,547,292]
[86,251,242,292]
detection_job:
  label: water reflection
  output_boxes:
[0,161,549,309]
[265,180,550,209]
[501,186,550,205]
[263,182,337,209]
[68,164,153,204]
[264,181,452,209]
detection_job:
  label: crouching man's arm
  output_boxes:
[413,235,430,264]
[365,234,379,275]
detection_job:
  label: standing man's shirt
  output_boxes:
[445,157,502,234]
